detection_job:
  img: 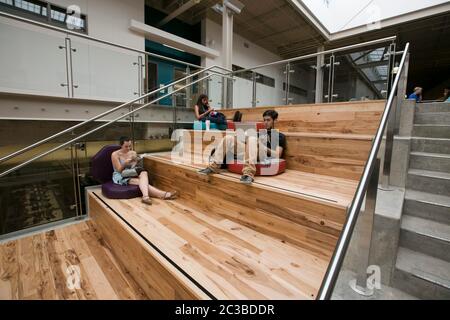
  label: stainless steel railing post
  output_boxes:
[348,158,380,297]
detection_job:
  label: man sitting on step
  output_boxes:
[198,110,286,184]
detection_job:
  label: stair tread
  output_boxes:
[410,151,450,159]
[401,215,450,243]
[396,247,450,289]
[405,189,450,208]
[412,137,450,142]
[414,124,450,127]
[146,153,357,208]
[408,168,450,180]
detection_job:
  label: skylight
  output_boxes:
[300,0,449,33]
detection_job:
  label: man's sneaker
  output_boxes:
[198,167,215,175]
[240,175,254,185]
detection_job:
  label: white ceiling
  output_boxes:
[300,0,450,34]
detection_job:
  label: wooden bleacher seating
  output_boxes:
[87,100,385,300]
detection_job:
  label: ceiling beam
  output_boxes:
[355,60,389,69]
[157,0,202,27]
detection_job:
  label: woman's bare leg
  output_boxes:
[129,171,149,199]
[131,171,177,200]
[147,185,167,199]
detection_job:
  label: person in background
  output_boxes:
[408,87,423,102]
[111,136,178,205]
[194,94,226,125]
[439,87,450,102]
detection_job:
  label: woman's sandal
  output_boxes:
[162,191,179,200]
[141,196,152,205]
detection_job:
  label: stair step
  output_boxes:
[411,137,450,154]
[409,151,450,173]
[406,169,450,196]
[400,215,450,262]
[416,102,450,113]
[415,112,450,125]
[404,190,450,224]
[412,125,450,139]
[393,247,450,300]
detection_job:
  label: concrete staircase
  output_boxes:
[392,102,450,299]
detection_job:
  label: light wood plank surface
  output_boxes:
[144,155,349,260]
[147,152,358,208]
[220,100,384,135]
[0,221,148,300]
[90,190,329,300]
[175,129,373,180]
[89,195,210,300]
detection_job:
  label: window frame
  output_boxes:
[0,0,88,34]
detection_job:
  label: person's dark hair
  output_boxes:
[263,110,279,121]
[119,136,131,146]
[196,94,209,108]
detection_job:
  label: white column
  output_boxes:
[222,3,234,108]
[222,4,234,70]
[315,45,325,104]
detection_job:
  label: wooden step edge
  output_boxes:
[179,129,374,141]
[88,191,213,300]
[144,155,347,210]
[221,100,386,112]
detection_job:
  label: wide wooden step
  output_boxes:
[88,189,330,299]
[220,100,385,135]
[144,153,356,258]
[176,130,373,181]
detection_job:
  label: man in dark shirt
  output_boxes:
[198,110,286,184]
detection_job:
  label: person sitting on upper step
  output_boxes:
[197,110,286,185]
[194,94,227,125]
[111,136,178,205]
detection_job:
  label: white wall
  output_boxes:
[0,0,145,102]
[202,19,287,109]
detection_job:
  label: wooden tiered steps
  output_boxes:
[0,221,148,300]
[89,190,330,299]
[220,100,384,135]
[85,100,385,300]
[176,130,374,180]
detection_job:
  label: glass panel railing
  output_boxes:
[232,73,253,108]
[70,37,145,102]
[0,143,79,237]
[0,16,68,96]
[231,63,287,108]
[0,52,215,238]
[255,64,286,107]
[288,59,317,105]
[206,73,224,110]
[0,13,202,103]
[332,45,391,102]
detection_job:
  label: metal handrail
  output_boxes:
[0,10,203,69]
[317,42,410,300]
[0,65,229,164]
[0,73,214,178]
[229,36,397,76]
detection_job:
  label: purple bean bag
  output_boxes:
[91,145,142,199]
